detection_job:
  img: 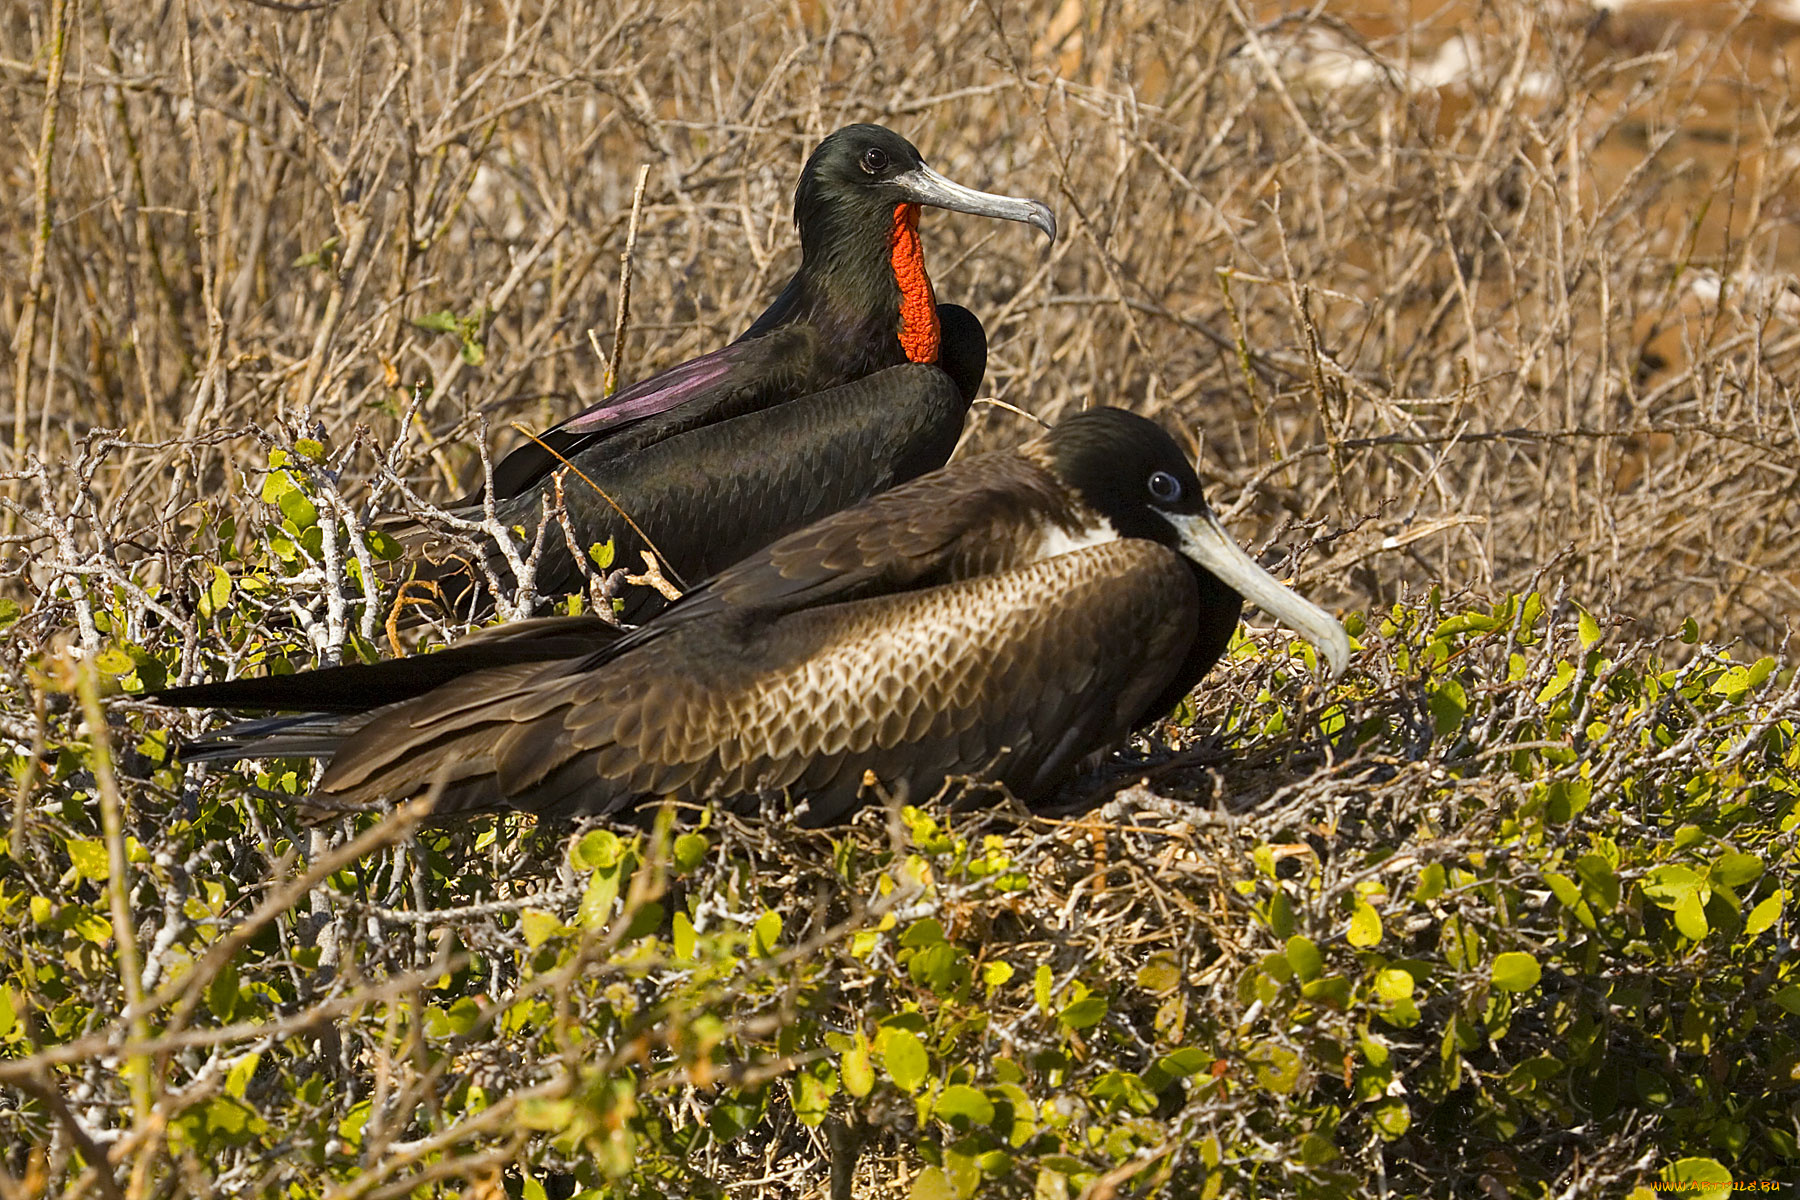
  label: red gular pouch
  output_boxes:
[890,203,941,364]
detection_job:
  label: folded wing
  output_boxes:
[310,540,1200,824]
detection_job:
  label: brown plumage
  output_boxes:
[156,409,1351,825]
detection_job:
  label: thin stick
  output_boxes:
[506,421,688,591]
[63,654,156,1127]
[6,0,70,537]
[974,396,1050,427]
[603,165,652,396]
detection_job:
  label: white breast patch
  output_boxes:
[1033,516,1120,561]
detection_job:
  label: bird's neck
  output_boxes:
[759,203,942,373]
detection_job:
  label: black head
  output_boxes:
[1039,408,1212,544]
[796,125,928,213]
[1037,407,1352,681]
[792,124,1055,263]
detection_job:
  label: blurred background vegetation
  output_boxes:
[1,0,1797,1195]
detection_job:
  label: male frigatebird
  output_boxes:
[158,409,1351,825]
[420,124,1055,620]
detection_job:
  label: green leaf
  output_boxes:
[707,1099,759,1142]
[202,1097,256,1136]
[1059,995,1108,1029]
[1374,968,1414,1002]
[1298,1132,1339,1165]
[225,1052,260,1099]
[673,832,708,871]
[1674,891,1709,940]
[1491,951,1541,993]
[752,909,782,956]
[621,900,663,941]
[1301,975,1352,1009]
[577,864,620,929]
[365,528,403,560]
[900,917,945,948]
[671,910,696,960]
[1427,677,1467,736]
[520,909,564,949]
[0,986,16,1038]
[588,539,616,569]
[1578,607,1601,648]
[1664,1158,1731,1186]
[413,310,460,333]
[908,1167,955,1200]
[1135,956,1178,994]
[1536,660,1577,705]
[276,486,318,530]
[1744,890,1784,939]
[1033,963,1054,1013]
[878,1027,928,1093]
[442,996,481,1036]
[792,1068,834,1127]
[1575,854,1620,911]
[1711,851,1762,888]
[64,838,109,882]
[569,829,622,870]
[934,1084,994,1127]
[1285,935,1323,981]
[1435,611,1499,638]
[338,1099,373,1145]
[1642,864,1706,906]
[1245,1041,1302,1094]
[515,1097,574,1132]
[1266,888,1295,938]
[1544,872,1581,909]
[1680,616,1700,643]
[1373,1099,1410,1139]
[1160,1047,1212,1077]
[93,645,135,676]
[206,958,240,1022]
[202,565,232,615]
[841,1037,874,1098]
[1347,901,1383,948]
[1091,1070,1157,1115]
[70,910,112,945]
[292,235,340,268]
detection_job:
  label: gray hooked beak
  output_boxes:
[893,163,1057,243]
[1168,511,1352,683]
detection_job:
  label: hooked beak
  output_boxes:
[1168,511,1352,683]
[892,163,1057,243]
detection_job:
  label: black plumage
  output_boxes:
[420,125,1051,620]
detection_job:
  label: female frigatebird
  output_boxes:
[422,124,1055,620]
[158,409,1351,825]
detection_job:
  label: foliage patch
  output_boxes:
[1,593,1794,1196]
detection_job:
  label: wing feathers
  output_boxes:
[311,540,1199,819]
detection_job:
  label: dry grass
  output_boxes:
[3,0,1798,658]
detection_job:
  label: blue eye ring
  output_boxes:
[1147,470,1183,503]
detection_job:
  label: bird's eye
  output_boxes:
[1147,470,1183,503]
[860,147,890,174]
